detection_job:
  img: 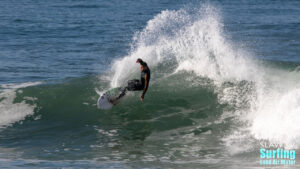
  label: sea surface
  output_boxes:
[1,0,300,168]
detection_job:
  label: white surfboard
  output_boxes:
[97,87,124,110]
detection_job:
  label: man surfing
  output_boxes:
[110,58,150,104]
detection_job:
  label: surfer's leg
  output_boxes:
[126,79,140,91]
[115,87,127,100]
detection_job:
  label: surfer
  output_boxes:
[110,58,150,104]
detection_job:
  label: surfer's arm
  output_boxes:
[143,73,149,95]
[141,73,148,101]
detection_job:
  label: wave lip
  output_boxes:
[110,4,259,88]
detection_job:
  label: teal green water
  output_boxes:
[2,73,226,168]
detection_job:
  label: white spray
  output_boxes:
[109,4,300,150]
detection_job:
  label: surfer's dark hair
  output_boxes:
[136,58,148,67]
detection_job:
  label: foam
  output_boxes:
[249,73,300,148]
[0,82,40,128]
[1,82,42,89]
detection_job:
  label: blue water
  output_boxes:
[0,0,184,84]
[1,0,300,168]
[2,0,299,84]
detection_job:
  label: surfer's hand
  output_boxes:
[140,94,144,101]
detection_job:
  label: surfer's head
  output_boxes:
[136,58,144,64]
[136,58,148,71]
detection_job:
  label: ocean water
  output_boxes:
[1,0,300,168]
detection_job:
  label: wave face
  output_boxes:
[1,2,300,169]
